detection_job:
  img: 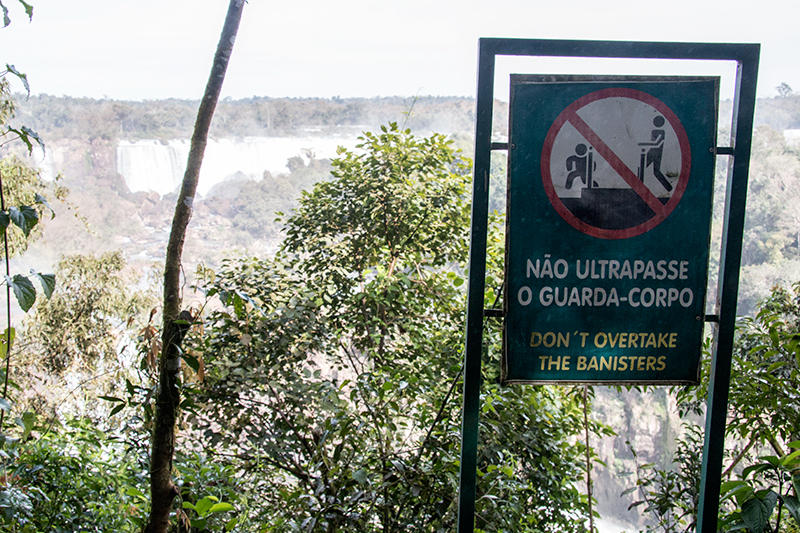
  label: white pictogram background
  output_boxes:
[550,97,682,199]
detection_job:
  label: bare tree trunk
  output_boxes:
[147,2,245,532]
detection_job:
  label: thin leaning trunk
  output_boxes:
[146,2,245,532]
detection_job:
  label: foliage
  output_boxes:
[633,282,800,532]
[1,69,60,313]
[183,123,598,532]
[709,282,800,533]
[624,424,703,533]
[719,444,800,533]
[12,95,485,142]
[0,0,32,29]
[0,414,146,532]
[0,156,60,257]
[0,31,60,448]
[174,454,241,532]
[22,250,155,376]
[180,495,236,532]
[734,126,800,315]
[219,155,332,241]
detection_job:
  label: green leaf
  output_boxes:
[182,352,201,373]
[766,361,788,373]
[721,480,752,504]
[742,463,773,479]
[98,395,125,403]
[16,411,35,440]
[0,397,11,412]
[8,205,39,236]
[34,193,55,219]
[783,449,800,466]
[182,501,198,511]
[780,495,800,526]
[190,518,208,529]
[209,502,235,514]
[19,126,43,153]
[18,1,33,21]
[333,442,343,462]
[4,64,29,95]
[6,274,36,312]
[353,468,368,485]
[125,487,147,499]
[195,495,218,517]
[225,517,239,531]
[30,270,55,299]
[0,327,15,359]
[0,211,8,233]
[740,491,777,533]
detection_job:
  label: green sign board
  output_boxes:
[503,75,719,384]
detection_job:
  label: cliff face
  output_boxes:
[591,386,688,529]
[22,137,273,269]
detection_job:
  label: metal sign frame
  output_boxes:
[459,38,759,533]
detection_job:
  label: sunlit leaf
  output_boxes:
[0,327,15,359]
[209,502,235,514]
[195,495,218,517]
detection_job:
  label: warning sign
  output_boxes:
[541,88,691,239]
[503,75,719,384]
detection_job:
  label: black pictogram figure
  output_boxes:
[565,143,597,189]
[637,115,673,192]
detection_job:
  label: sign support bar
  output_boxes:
[458,38,759,533]
[697,49,760,532]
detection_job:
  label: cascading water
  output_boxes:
[116,136,357,197]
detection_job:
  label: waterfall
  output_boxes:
[116,137,357,197]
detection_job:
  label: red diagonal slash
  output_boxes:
[565,109,667,216]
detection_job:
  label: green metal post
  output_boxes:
[457,40,495,533]
[696,46,760,533]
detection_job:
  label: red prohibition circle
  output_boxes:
[541,88,691,239]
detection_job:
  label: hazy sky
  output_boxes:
[0,0,796,102]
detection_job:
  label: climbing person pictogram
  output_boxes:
[565,143,597,189]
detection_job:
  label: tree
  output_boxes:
[1,14,59,432]
[15,251,155,422]
[148,2,245,531]
[776,83,794,98]
[633,282,800,532]
[187,123,597,532]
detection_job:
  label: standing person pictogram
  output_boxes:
[638,115,673,191]
[541,88,691,240]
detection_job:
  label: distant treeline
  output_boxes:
[11,91,800,145]
[11,94,511,141]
